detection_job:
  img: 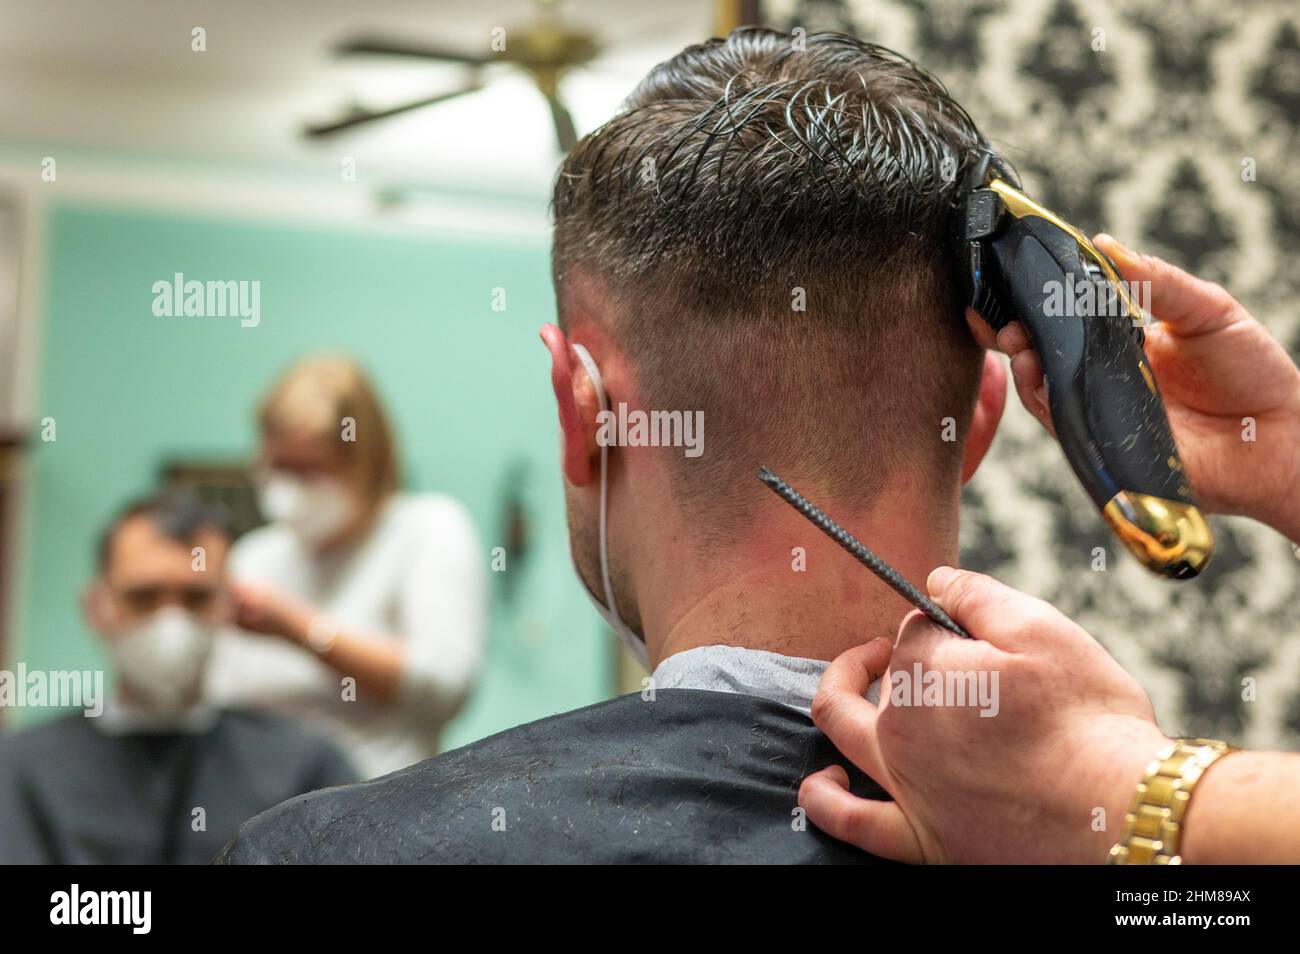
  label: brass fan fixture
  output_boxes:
[305,0,601,152]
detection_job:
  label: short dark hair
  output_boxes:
[552,28,991,528]
[97,488,231,572]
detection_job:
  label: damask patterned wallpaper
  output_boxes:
[767,0,1300,749]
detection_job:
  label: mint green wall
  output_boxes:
[14,201,614,748]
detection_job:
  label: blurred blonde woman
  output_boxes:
[205,355,486,778]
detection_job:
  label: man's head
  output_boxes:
[543,29,1006,658]
[86,489,232,710]
[255,354,401,549]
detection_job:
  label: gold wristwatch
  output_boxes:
[1107,737,1236,865]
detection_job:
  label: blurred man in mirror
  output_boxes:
[0,489,355,864]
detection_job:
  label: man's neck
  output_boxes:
[642,489,959,668]
[98,682,217,735]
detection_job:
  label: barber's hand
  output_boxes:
[799,568,1172,864]
[230,581,314,645]
[967,236,1300,541]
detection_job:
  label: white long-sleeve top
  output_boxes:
[204,492,487,779]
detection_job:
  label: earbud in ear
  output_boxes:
[569,343,607,413]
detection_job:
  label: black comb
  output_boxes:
[757,466,971,639]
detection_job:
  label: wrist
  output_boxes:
[1095,722,1174,863]
[1268,476,1300,545]
[1248,453,1300,541]
[1176,749,1244,864]
[281,608,315,646]
[1250,491,1300,545]
[1257,398,1300,539]
[1106,736,1237,865]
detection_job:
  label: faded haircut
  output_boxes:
[552,28,991,530]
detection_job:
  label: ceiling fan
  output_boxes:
[304,0,602,152]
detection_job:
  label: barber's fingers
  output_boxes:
[799,766,926,863]
[964,311,1055,436]
[966,307,1034,359]
[924,567,1062,654]
[810,637,892,784]
[995,320,1030,355]
[1008,349,1054,436]
[964,307,999,350]
[1093,234,1241,337]
[995,321,1052,432]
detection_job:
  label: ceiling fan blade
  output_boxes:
[303,82,484,138]
[335,36,492,66]
[546,93,579,152]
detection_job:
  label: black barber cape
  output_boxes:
[217,689,893,864]
[0,709,356,864]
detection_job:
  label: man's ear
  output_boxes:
[961,350,1007,484]
[541,323,602,487]
[82,580,115,637]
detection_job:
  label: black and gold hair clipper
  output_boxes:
[960,155,1212,579]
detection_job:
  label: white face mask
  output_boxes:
[111,607,215,712]
[257,471,356,546]
[568,344,649,669]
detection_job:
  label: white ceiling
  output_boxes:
[0,0,715,198]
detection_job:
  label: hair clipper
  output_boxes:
[960,155,1212,579]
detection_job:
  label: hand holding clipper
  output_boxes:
[960,156,1213,578]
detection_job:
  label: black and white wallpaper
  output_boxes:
[768,0,1300,749]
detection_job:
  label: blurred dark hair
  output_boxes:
[551,28,991,527]
[97,488,231,572]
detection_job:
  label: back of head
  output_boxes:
[553,28,990,531]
